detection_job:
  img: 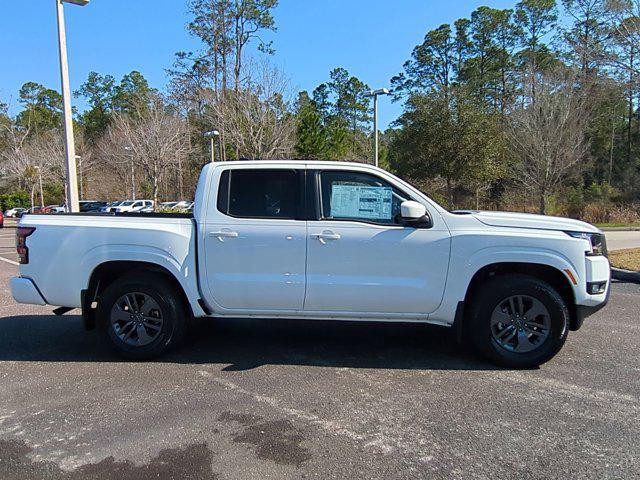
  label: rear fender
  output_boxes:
[81,244,205,317]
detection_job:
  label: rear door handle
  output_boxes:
[311,231,341,244]
[209,230,238,240]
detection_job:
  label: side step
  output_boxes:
[53,306,74,316]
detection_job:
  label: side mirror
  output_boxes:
[400,200,432,228]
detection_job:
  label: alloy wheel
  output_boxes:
[490,295,551,353]
[110,292,164,347]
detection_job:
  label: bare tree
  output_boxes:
[507,70,591,214]
[0,117,63,207]
[206,60,295,159]
[101,96,191,205]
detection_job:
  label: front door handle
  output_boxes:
[311,231,341,244]
[209,230,238,241]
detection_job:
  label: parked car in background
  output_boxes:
[4,207,27,218]
[79,201,108,212]
[41,205,61,214]
[113,200,154,213]
[0,210,3,228]
[100,201,123,213]
[11,161,611,367]
[19,206,44,217]
[159,202,178,210]
[157,201,192,212]
[49,204,67,214]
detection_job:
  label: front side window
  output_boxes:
[218,169,300,219]
[320,171,408,225]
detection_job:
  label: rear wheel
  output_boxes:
[97,272,188,359]
[468,274,569,368]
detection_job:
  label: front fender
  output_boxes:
[431,245,582,325]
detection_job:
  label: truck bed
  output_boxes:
[16,213,199,310]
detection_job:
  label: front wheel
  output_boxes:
[97,272,188,359]
[468,274,569,368]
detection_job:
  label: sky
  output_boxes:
[1,0,520,129]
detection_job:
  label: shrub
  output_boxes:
[0,191,31,212]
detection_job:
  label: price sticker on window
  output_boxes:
[330,185,393,220]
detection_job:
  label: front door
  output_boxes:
[305,170,450,316]
[202,168,307,312]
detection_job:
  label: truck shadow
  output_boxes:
[0,314,498,371]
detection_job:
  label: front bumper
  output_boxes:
[573,282,611,330]
[10,277,47,305]
[571,256,611,330]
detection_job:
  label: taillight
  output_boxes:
[16,227,36,264]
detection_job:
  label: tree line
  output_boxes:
[1,0,639,224]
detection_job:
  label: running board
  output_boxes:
[53,306,74,316]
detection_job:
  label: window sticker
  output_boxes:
[330,185,393,220]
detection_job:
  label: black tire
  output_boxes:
[468,274,569,368]
[97,272,188,360]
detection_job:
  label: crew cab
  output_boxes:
[10,161,611,367]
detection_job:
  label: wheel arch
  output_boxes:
[83,260,195,330]
[462,262,579,331]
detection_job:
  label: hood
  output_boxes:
[460,210,600,233]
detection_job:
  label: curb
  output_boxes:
[611,268,640,284]
[600,227,640,231]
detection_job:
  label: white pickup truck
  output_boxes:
[11,161,611,367]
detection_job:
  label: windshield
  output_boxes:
[121,201,134,206]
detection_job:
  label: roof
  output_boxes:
[208,159,382,169]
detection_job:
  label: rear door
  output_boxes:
[304,169,451,316]
[201,167,307,312]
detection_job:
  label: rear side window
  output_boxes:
[217,169,300,219]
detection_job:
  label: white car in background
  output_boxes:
[113,200,154,213]
[159,202,179,210]
[50,204,67,214]
[4,207,27,217]
[158,201,191,212]
[101,201,124,213]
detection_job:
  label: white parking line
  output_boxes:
[0,256,18,266]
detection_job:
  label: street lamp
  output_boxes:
[364,88,390,168]
[34,166,45,208]
[124,146,136,200]
[204,130,221,163]
[56,0,89,213]
[76,155,83,199]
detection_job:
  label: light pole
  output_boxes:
[76,155,83,199]
[124,146,136,200]
[34,166,45,208]
[364,88,390,168]
[204,130,221,163]
[56,0,89,213]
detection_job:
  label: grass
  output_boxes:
[595,222,640,229]
[609,248,640,272]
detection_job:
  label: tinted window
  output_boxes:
[320,171,408,224]
[219,169,299,219]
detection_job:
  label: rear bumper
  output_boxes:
[10,277,47,306]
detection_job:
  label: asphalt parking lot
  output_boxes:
[0,227,639,479]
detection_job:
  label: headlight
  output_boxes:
[565,231,608,257]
